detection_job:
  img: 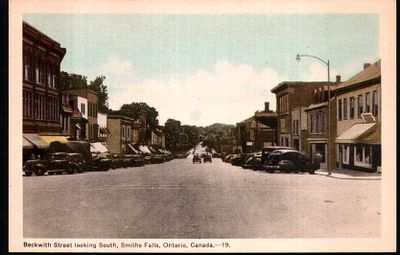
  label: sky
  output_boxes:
[24,14,379,126]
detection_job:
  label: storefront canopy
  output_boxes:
[336,123,377,144]
[23,136,34,149]
[40,136,69,144]
[128,143,141,154]
[23,133,49,149]
[90,142,109,153]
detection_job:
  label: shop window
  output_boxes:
[354,144,372,168]
[81,103,86,115]
[341,145,349,164]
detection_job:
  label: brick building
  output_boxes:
[271,79,340,155]
[334,60,381,172]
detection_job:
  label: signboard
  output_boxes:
[246,141,253,146]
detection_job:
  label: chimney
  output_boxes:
[335,75,341,83]
[264,102,270,112]
[363,63,371,70]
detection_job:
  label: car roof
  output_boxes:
[270,149,302,154]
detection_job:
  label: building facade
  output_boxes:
[107,115,134,154]
[67,88,99,141]
[22,21,66,135]
[334,61,381,172]
[271,79,340,156]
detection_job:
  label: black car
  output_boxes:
[90,152,111,171]
[124,154,146,167]
[67,153,86,173]
[261,146,295,164]
[193,153,202,163]
[231,153,254,166]
[242,152,262,170]
[202,153,212,163]
[262,150,317,174]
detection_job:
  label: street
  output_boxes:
[23,158,381,239]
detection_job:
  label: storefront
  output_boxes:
[336,122,381,172]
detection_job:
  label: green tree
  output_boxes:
[60,71,88,91]
[117,102,159,129]
[89,76,109,113]
[164,119,182,152]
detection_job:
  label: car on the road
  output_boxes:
[262,149,317,174]
[90,152,111,171]
[231,153,255,166]
[124,154,146,167]
[67,153,86,173]
[242,152,262,170]
[23,158,48,176]
[202,153,212,163]
[193,153,202,163]
[48,152,80,175]
[261,146,295,164]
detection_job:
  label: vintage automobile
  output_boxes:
[241,152,262,170]
[124,154,146,167]
[231,153,254,166]
[261,146,295,164]
[202,153,212,163]
[67,153,86,173]
[23,159,48,176]
[90,152,111,171]
[262,149,317,174]
[192,153,202,163]
[47,152,79,175]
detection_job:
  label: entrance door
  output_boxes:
[293,139,299,151]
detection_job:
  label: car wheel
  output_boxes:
[25,172,32,176]
[309,169,315,174]
[77,167,83,173]
[35,169,45,176]
[48,172,54,175]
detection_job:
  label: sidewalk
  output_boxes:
[315,167,381,180]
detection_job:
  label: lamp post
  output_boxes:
[296,54,331,175]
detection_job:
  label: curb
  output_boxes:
[314,171,381,180]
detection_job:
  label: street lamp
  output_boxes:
[296,54,331,175]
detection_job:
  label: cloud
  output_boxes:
[300,61,338,82]
[106,60,285,126]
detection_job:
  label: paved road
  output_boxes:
[23,158,381,238]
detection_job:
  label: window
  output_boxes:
[320,112,326,133]
[292,120,299,135]
[338,99,342,120]
[279,94,288,113]
[357,94,363,118]
[372,90,379,116]
[341,145,349,164]
[343,98,348,120]
[349,97,355,119]
[365,92,371,113]
[354,145,372,168]
[81,103,85,115]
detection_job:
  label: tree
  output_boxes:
[118,102,159,129]
[164,119,182,152]
[89,76,109,113]
[60,71,88,91]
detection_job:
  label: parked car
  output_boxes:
[193,153,202,163]
[23,159,48,176]
[202,153,212,163]
[67,153,86,173]
[90,152,111,171]
[124,154,146,167]
[262,149,317,174]
[231,153,254,166]
[48,152,80,175]
[242,152,262,170]
[223,153,238,163]
[104,153,124,169]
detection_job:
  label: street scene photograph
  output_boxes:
[10,0,396,253]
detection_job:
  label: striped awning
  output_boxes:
[90,142,109,153]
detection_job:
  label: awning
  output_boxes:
[23,136,34,149]
[307,138,327,144]
[139,145,152,154]
[40,135,69,144]
[128,143,140,154]
[23,133,49,149]
[99,127,110,135]
[90,142,109,153]
[335,123,377,144]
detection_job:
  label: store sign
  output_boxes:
[246,141,253,146]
